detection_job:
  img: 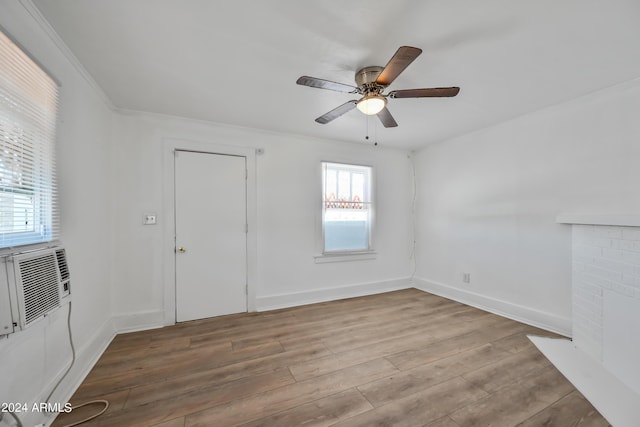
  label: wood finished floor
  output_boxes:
[53,289,610,427]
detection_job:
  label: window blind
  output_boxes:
[0,30,59,248]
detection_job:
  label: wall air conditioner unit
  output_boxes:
[0,246,71,336]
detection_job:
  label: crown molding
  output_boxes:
[18,0,116,111]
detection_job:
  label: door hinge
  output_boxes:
[245,224,248,233]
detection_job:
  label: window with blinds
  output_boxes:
[322,162,373,253]
[0,30,59,248]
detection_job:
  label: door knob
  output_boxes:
[177,246,187,253]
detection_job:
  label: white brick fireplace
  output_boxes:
[567,218,640,395]
[530,214,640,426]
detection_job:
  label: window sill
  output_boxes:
[314,251,377,264]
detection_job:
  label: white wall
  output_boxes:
[0,2,115,426]
[0,4,414,420]
[413,78,640,334]
[8,1,638,422]
[110,112,414,330]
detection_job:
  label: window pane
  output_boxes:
[324,209,369,251]
[325,168,337,207]
[0,192,35,233]
[322,162,372,253]
[352,172,364,207]
[337,170,350,201]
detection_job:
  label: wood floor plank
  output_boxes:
[384,328,496,371]
[282,289,430,320]
[52,389,129,427]
[233,299,434,351]
[150,310,296,343]
[358,343,511,407]
[124,367,295,409]
[124,343,332,407]
[422,416,462,427]
[386,319,532,371]
[274,295,463,352]
[184,358,398,427]
[287,328,437,381]
[84,340,233,382]
[319,306,484,355]
[288,307,507,381]
[237,388,373,427]
[449,365,576,427]
[490,331,544,354]
[150,418,186,427]
[99,336,192,363]
[54,289,610,427]
[517,391,611,427]
[78,341,284,398]
[86,369,295,426]
[331,376,489,427]
[320,318,429,354]
[461,348,551,393]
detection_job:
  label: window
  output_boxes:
[322,162,372,253]
[0,30,59,248]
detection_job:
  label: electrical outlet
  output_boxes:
[463,273,471,283]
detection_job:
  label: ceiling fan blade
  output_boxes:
[315,100,358,124]
[375,46,422,86]
[297,76,358,93]
[388,87,460,98]
[376,107,398,128]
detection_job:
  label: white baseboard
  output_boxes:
[256,277,412,311]
[40,310,166,426]
[42,317,116,427]
[111,309,166,333]
[412,277,571,336]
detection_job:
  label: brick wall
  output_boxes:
[571,224,640,385]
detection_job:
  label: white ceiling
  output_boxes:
[33,0,640,150]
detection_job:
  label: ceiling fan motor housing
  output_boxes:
[355,66,385,89]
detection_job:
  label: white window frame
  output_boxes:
[318,161,376,262]
[0,28,59,251]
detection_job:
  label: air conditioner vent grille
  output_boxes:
[18,254,61,326]
[55,248,70,281]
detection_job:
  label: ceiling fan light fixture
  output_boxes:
[356,94,386,115]
[298,46,459,127]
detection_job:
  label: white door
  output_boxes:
[175,150,247,322]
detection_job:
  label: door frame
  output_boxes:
[162,137,258,325]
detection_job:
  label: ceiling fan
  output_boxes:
[296,46,460,128]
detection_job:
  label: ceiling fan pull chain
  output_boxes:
[374,119,378,147]
[365,115,370,142]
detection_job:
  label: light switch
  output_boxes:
[143,213,157,225]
